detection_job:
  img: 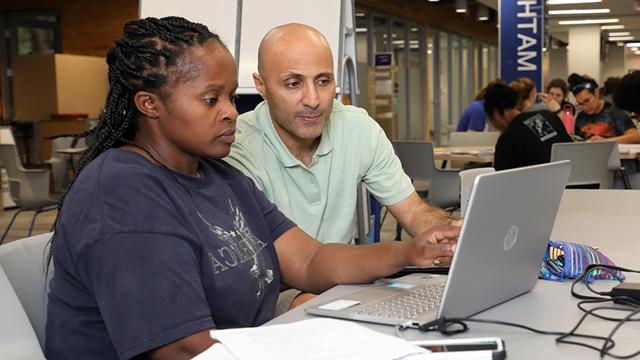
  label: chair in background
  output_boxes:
[449,131,500,147]
[0,232,53,354]
[45,136,86,193]
[393,141,461,240]
[550,141,615,189]
[459,167,495,217]
[393,141,461,210]
[607,143,632,189]
[0,127,59,244]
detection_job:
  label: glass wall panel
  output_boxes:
[427,31,436,142]
[438,32,450,145]
[450,35,461,129]
[373,16,388,54]
[393,21,408,140]
[408,26,423,140]
[482,45,489,87]
[355,11,369,110]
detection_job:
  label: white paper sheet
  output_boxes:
[205,318,430,360]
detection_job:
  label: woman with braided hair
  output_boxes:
[45,17,458,359]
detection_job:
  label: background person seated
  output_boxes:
[456,88,488,132]
[483,82,572,171]
[569,74,640,144]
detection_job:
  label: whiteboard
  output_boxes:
[138,0,239,58]
[237,0,342,93]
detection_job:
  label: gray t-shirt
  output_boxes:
[46,148,294,360]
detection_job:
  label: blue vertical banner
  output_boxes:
[500,0,545,91]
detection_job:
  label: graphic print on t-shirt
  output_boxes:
[523,113,558,142]
[200,199,274,301]
[580,122,615,139]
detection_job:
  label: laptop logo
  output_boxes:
[503,225,518,251]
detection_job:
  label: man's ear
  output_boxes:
[133,91,161,119]
[253,72,266,99]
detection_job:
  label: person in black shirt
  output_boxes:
[483,82,572,171]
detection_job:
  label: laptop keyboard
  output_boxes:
[353,282,445,321]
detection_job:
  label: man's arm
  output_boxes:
[275,226,458,294]
[386,192,458,238]
[591,128,640,144]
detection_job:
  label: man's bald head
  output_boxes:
[257,23,332,74]
[252,23,336,152]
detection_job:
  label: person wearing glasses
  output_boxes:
[569,75,640,144]
[482,82,572,171]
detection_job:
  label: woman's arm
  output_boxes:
[274,226,458,294]
[148,330,217,360]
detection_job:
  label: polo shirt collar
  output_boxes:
[256,101,334,168]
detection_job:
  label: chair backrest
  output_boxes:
[449,131,500,147]
[550,141,615,189]
[0,266,46,359]
[607,142,622,171]
[393,141,461,209]
[0,232,53,349]
[392,140,437,180]
[459,167,495,217]
[0,144,54,209]
[0,126,16,145]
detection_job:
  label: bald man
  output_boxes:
[226,23,457,247]
[226,23,459,312]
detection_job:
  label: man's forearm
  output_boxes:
[388,192,457,238]
[401,199,456,237]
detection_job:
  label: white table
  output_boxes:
[268,190,640,359]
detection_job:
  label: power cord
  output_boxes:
[407,264,640,359]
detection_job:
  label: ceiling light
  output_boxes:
[547,0,601,4]
[601,25,625,30]
[608,32,630,36]
[558,18,619,25]
[428,0,440,2]
[456,0,467,13]
[549,9,610,15]
[477,5,489,21]
[625,42,640,47]
[608,36,634,41]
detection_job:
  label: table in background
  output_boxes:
[269,190,640,359]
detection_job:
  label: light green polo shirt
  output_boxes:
[225,100,414,244]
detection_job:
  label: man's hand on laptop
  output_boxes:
[407,226,459,268]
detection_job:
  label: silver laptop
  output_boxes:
[306,161,571,328]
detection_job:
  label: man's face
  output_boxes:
[254,37,335,146]
[575,89,600,115]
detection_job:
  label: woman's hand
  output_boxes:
[538,93,561,112]
[404,226,460,268]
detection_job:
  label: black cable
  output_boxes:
[415,263,640,358]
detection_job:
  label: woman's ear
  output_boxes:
[134,91,161,119]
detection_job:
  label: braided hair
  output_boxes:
[46,17,224,267]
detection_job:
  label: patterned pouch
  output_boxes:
[539,240,625,283]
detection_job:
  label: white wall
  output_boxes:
[568,25,601,80]
[625,47,640,73]
[548,47,567,84]
[602,44,626,82]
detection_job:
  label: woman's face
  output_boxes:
[154,41,239,160]
[549,87,564,104]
